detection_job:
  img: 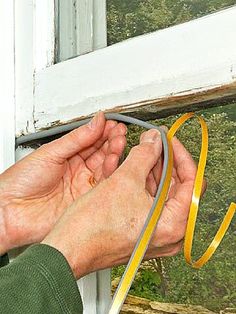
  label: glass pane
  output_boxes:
[55,0,107,63]
[107,0,236,45]
[112,103,236,313]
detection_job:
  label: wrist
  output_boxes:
[0,192,20,255]
[0,205,8,255]
[41,199,98,279]
[41,239,93,280]
[0,180,14,255]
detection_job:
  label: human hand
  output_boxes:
[43,128,201,279]
[0,112,127,254]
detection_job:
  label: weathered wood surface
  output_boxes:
[112,278,236,314]
[122,299,234,314]
[121,295,217,314]
[120,294,236,314]
[220,310,236,314]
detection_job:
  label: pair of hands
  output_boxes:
[0,112,198,279]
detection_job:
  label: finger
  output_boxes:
[80,122,126,162]
[39,112,106,161]
[165,177,176,201]
[172,136,197,183]
[101,123,127,155]
[172,137,207,196]
[152,154,163,187]
[107,134,127,156]
[79,120,118,160]
[86,135,126,173]
[146,240,183,259]
[100,123,127,157]
[108,123,127,142]
[157,180,195,242]
[149,125,165,187]
[165,183,194,225]
[120,129,163,184]
[100,153,120,179]
[160,125,169,133]
[146,171,158,196]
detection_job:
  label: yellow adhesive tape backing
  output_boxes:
[109,113,235,314]
[168,113,235,268]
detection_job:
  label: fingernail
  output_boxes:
[160,125,169,133]
[142,129,161,143]
[89,112,100,129]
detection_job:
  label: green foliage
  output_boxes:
[131,269,162,299]
[112,105,236,312]
[107,0,236,45]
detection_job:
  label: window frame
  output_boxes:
[16,5,236,138]
[2,1,236,313]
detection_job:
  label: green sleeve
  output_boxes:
[0,244,83,314]
[0,253,9,267]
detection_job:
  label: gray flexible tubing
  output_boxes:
[16,113,169,313]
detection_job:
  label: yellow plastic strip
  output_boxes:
[110,113,235,313]
[168,112,235,268]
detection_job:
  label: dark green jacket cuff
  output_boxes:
[0,253,9,267]
[0,244,83,314]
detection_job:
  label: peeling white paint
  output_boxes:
[33,6,236,131]
[35,0,55,71]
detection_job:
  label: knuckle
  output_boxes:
[129,145,151,161]
[160,125,168,133]
[67,129,80,142]
[162,223,176,244]
[39,142,49,151]
[37,142,63,164]
[37,143,53,157]
[130,145,143,155]
[140,142,156,156]
[173,228,184,244]
[157,204,186,246]
[161,224,185,246]
[165,244,182,257]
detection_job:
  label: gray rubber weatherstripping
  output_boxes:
[16,113,170,312]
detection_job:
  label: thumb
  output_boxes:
[120,129,163,184]
[39,112,106,161]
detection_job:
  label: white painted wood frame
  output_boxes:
[56,0,107,62]
[21,5,236,135]
[15,0,56,135]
